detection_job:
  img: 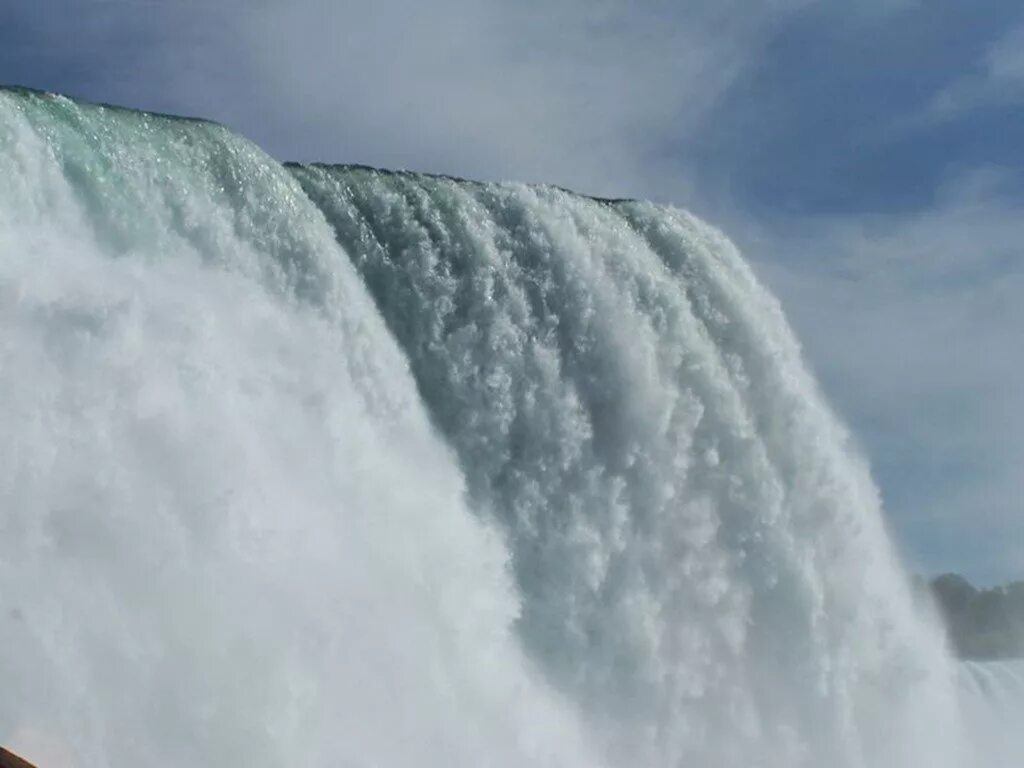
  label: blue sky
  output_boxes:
[3,0,1022,583]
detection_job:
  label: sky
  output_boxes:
[2,0,1022,584]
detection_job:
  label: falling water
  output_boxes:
[0,88,1000,767]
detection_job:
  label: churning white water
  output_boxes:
[0,88,1012,767]
[0,90,594,768]
[292,165,973,768]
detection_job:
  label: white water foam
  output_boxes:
[0,90,594,768]
[294,165,968,768]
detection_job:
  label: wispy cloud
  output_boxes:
[165,0,815,200]
[928,22,1024,119]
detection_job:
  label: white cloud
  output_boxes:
[122,0,815,200]
[928,22,1024,118]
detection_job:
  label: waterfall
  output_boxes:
[0,87,980,767]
